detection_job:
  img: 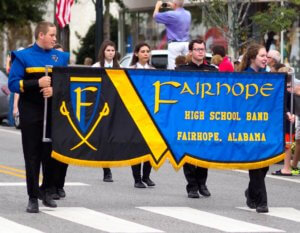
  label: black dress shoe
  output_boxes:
[256,205,269,213]
[188,190,200,198]
[245,189,256,209]
[142,177,155,186]
[42,192,57,208]
[199,185,211,197]
[57,188,66,198]
[134,181,146,188]
[103,173,113,182]
[26,198,39,213]
[52,192,60,200]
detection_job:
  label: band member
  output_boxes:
[129,42,156,188]
[92,40,121,182]
[8,21,69,213]
[237,43,269,213]
[177,39,217,198]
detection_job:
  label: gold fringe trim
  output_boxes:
[52,150,285,170]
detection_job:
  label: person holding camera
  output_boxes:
[153,0,191,70]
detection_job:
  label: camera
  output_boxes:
[161,2,168,8]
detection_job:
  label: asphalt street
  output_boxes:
[0,125,300,233]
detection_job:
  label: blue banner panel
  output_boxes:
[51,67,285,170]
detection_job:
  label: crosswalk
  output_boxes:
[1,206,300,233]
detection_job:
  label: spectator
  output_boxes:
[84,57,93,66]
[211,54,223,69]
[212,45,234,72]
[272,66,299,176]
[266,50,281,72]
[175,55,187,68]
[153,0,191,69]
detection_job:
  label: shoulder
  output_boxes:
[203,64,218,71]
[11,47,32,64]
[176,64,191,70]
[92,62,101,67]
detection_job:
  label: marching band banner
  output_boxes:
[51,67,286,170]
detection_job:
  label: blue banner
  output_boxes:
[52,68,285,170]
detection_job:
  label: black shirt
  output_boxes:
[176,61,218,71]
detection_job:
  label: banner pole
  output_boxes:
[42,65,53,143]
[289,67,295,147]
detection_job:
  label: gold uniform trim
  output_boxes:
[70,77,102,82]
[106,69,169,164]
[26,67,53,73]
[19,80,24,92]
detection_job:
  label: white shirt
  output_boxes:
[92,60,114,68]
[135,62,151,69]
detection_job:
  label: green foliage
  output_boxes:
[252,2,298,34]
[74,15,118,64]
[0,0,48,29]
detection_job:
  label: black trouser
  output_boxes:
[131,162,151,182]
[103,168,111,176]
[53,161,68,189]
[183,163,208,193]
[19,99,55,198]
[248,166,269,207]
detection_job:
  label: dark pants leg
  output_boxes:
[103,168,111,176]
[52,160,68,189]
[248,166,269,207]
[131,164,142,182]
[142,162,152,179]
[183,164,208,193]
[21,120,43,198]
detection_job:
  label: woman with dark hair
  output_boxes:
[92,40,120,68]
[130,42,154,69]
[93,40,120,182]
[129,42,155,188]
[238,43,269,213]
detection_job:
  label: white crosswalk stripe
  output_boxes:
[40,207,163,233]
[238,207,300,222]
[138,207,284,232]
[0,216,44,233]
[1,206,298,233]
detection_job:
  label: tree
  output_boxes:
[0,0,48,29]
[190,0,252,59]
[91,0,125,40]
[74,14,119,64]
[252,1,299,35]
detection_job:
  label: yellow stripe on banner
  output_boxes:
[106,69,168,164]
[174,152,285,170]
[19,80,24,92]
[52,150,156,168]
[26,67,53,73]
[70,77,102,82]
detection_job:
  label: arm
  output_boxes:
[9,53,51,93]
[153,1,163,18]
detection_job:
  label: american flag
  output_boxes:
[56,0,74,28]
